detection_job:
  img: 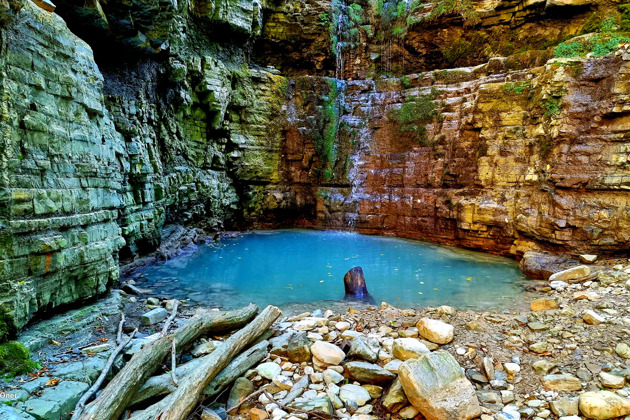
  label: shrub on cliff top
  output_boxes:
[0,341,40,377]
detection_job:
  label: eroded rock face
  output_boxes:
[4,0,630,333]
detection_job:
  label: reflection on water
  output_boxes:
[137,229,526,310]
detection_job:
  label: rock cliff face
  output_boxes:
[2,0,630,330]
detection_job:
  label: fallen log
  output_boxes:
[129,339,269,406]
[129,305,282,420]
[77,304,258,420]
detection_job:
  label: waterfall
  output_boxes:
[331,0,348,80]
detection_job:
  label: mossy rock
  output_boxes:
[0,341,40,377]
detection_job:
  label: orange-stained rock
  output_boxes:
[531,298,559,312]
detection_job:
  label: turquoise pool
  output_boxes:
[136,229,526,309]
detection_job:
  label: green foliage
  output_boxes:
[396,0,408,18]
[600,17,618,33]
[348,4,363,24]
[369,0,385,16]
[554,41,586,58]
[581,13,602,34]
[426,0,478,22]
[503,81,530,95]
[389,88,441,145]
[543,96,563,117]
[620,3,630,31]
[555,34,630,59]
[401,75,411,88]
[0,341,40,377]
[410,0,424,12]
[320,13,330,26]
[591,35,630,56]
[442,38,473,64]
[314,80,341,181]
[392,26,406,37]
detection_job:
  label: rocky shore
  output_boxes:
[2,257,630,420]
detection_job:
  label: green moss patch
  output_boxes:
[388,87,441,145]
[0,341,40,377]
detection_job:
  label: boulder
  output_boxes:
[227,377,254,410]
[345,361,396,385]
[615,343,630,359]
[347,336,380,362]
[519,252,574,280]
[542,374,582,391]
[392,338,430,361]
[598,271,630,286]
[382,378,408,412]
[256,362,281,380]
[339,384,372,406]
[311,341,345,366]
[583,310,605,325]
[287,332,311,363]
[548,266,590,282]
[579,391,630,419]
[530,298,559,312]
[398,351,481,420]
[141,308,168,326]
[599,372,625,389]
[416,318,454,344]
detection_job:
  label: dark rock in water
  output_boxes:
[344,267,375,303]
[519,251,576,280]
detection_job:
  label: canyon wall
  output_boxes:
[2,0,630,331]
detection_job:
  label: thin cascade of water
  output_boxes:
[335,3,348,79]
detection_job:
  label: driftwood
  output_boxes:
[77,304,258,420]
[130,339,268,406]
[343,266,375,304]
[71,314,137,420]
[161,301,179,337]
[129,305,282,420]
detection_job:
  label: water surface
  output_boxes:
[137,229,525,309]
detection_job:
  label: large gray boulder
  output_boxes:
[398,351,481,420]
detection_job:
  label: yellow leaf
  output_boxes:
[46,378,60,387]
[51,340,61,346]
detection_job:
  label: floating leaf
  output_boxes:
[466,277,473,281]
